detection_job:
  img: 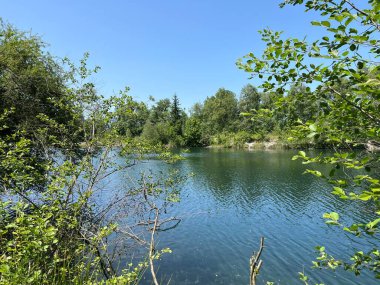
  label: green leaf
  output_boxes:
[299,151,306,157]
[326,220,339,225]
[321,21,331,27]
[345,17,354,26]
[330,212,339,221]
[331,187,346,197]
[359,193,372,201]
[367,218,380,229]
[316,245,325,252]
[305,169,323,177]
[323,212,339,221]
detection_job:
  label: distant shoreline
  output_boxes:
[205,140,376,151]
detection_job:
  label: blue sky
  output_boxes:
[1,0,324,110]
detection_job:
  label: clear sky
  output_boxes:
[0,0,324,110]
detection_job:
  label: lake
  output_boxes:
[108,148,379,285]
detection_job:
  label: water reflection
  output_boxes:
[117,149,378,285]
[183,149,335,215]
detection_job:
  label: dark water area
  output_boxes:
[106,148,379,285]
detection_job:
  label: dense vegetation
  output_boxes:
[0,21,184,285]
[84,82,341,149]
[85,77,374,150]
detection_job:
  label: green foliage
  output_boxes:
[239,84,261,113]
[184,117,205,146]
[238,0,380,283]
[238,84,261,131]
[141,121,173,145]
[140,95,187,147]
[0,136,158,284]
[210,131,252,148]
[170,94,185,137]
[149,98,171,124]
[202,88,239,134]
[0,21,82,159]
[111,88,149,137]
[183,82,323,148]
[0,22,186,285]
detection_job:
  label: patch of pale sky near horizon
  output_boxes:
[1,0,330,110]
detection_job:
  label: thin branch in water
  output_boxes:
[250,237,265,285]
[149,207,160,285]
[137,217,181,232]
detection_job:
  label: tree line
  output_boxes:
[110,80,368,149]
[1,18,366,152]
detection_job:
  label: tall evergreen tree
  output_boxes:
[170,94,183,136]
[171,94,181,124]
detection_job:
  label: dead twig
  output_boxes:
[250,237,265,285]
[137,216,181,231]
[149,207,160,285]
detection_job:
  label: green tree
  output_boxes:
[0,21,82,159]
[141,121,172,145]
[149,98,171,124]
[170,94,184,136]
[112,89,149,137]
[184,117,203,146]
[171,94,181,124]
[141,96,187,146]
[185,102,211,146]
[255,91,283,135]
[238,84,261,132]
[239,84,261,113]
[202,88,239,134]
[189,102,204,120]
[275,84,319,131]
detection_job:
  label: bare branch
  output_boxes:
[250,237,265,285]
[137,216,181,231]
[149,207,160,285]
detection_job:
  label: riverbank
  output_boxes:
[206,139,377,151]
[206,140,286,150]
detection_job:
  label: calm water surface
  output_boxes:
[113,149,379,285]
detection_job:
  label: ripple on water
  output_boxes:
[114,149,380,285]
